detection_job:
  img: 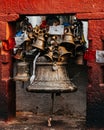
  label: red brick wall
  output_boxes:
[0,47,16,120]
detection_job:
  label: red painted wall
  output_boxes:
[0,0,104,40]
[0,0,104,14]
[0,0,104,125]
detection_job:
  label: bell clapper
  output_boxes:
[47,92,54,127]
[51,92,55,114]
[48,116,53,127]
[52,62,58,71]
[22,81,24,88]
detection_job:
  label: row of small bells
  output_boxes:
[14,25,85,93]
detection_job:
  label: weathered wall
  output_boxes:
[0,47,16,120]
[0,0,104,14]
[0,0,104,126]
[87,20,104,126]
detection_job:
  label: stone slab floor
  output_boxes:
[0,111,103,130]
[0,111,85,130]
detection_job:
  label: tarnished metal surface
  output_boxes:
[14,62,30,82]
[27,58,77,93]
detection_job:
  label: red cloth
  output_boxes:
[84,49,96,61]
[2,37,15,51]
[40,20,47,28]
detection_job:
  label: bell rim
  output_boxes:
[61,41,75,45]
[32,44,44,50]
[26,83,77,93]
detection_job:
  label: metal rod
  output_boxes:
[51,92,54,114]
[22,81,24,88]
[47,92,54,127]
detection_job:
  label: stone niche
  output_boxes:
[0,0,104,127]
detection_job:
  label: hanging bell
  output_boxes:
[53,50,59,61]
[58,46,72,61]
[23,38,32,52]
[13,48,23,60]
[61,33,75,49]
[75,44,84,55]
[24,38,31,42]
[14,62,30,82]
[33,25,40,34]
[75,52,84,65]
[61,31,75,51]
[44,46,53,61]
[27,31,34,40]
[26,56,77,93]
[75,44,84,65]
[32,35,45,51]
[45,51,53,61]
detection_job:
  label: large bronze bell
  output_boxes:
[32,35,45,51]
[26,56,77,93]
[14,62,30,82]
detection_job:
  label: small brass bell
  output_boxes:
[75,44,84,65]
[75,52,84,65]
[26,43,32,52]
[61,27,75,51]
[50,36,61,46]
[33,25,40,34]
[75,44,84,55]
[14,48,23,60]
[32,35,45,51]
[48,46,53,52]
[14,62,30,82]
[27,31,34,40]
[53,50,59,61]
[24,37,31,42]
[45,51,53,61]
[58,46,72,61]
[24,38,32,52]
[64,33,74,44]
